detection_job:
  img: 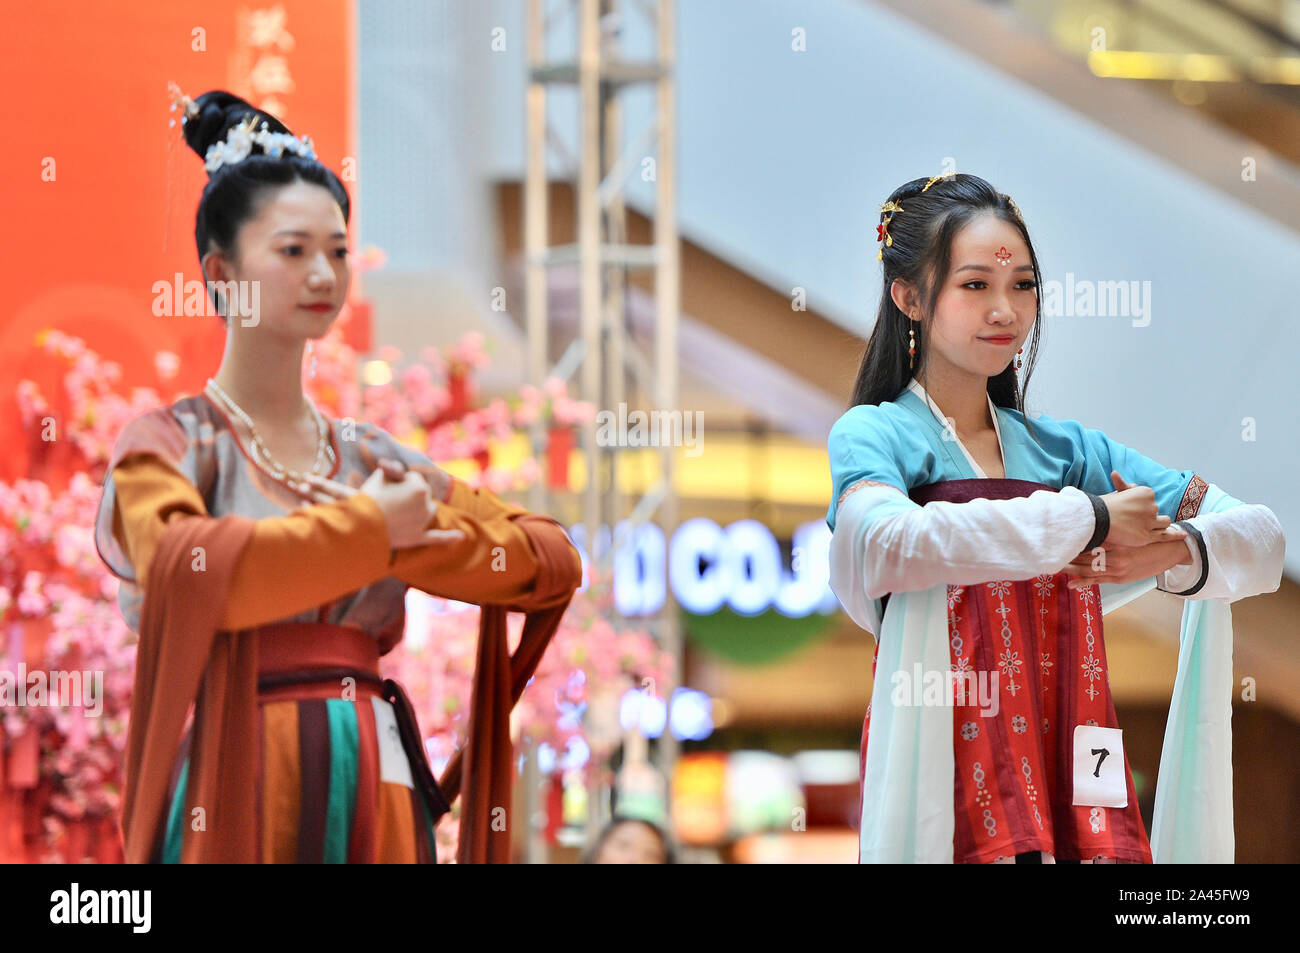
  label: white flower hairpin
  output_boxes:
[168,81,317,175]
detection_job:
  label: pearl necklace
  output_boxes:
[204,377,336,486]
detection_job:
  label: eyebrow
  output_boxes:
[954,263,1035,274]
[273,230,348,240]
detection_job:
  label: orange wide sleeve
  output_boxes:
[389,478,581,605]
[110,453,394,631]
[442,476,523,522]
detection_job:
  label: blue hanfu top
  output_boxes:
[826,378,1203,533]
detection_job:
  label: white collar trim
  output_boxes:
[906,378,1006,479]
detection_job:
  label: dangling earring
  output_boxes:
[908,316,917,372]
[1015,347,1023,371]
[306,339,317,378]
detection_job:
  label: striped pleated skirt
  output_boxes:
[154,622,451,863]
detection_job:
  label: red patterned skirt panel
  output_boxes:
[946,572,1150,862]
[858,478,1152,864]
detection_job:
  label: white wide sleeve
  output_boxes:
[1158,498,1285,602]
[829,482,1100,611]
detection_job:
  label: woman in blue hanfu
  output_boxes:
[826,173,1285,864]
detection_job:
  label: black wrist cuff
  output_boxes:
[1083,491,1109,552]
[1169,520,1209,597]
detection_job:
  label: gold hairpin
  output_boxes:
[922,172,955,193]
[877,201,904,260]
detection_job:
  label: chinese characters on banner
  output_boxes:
[232,5,297,120]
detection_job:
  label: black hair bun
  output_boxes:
[180,90,294,164]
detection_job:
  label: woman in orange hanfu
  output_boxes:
[93,87,582,864]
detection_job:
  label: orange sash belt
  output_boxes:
[250,621,451,821]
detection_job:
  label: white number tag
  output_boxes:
[1071,724,1127,808]
[371,697,414,789]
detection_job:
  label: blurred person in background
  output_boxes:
[583,817,675,864]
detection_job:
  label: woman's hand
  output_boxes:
[290,458,403,504]
[1098,470,1188,548]
[416,463,455,505]
[1063,536,1193,589]
[1063,471,1188,588]
[292,458,465,550]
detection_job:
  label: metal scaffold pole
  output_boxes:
[523,0,550,866]
[523,0,679,861]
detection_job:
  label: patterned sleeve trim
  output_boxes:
[1176,473,1209,520]
[836,478,906,511]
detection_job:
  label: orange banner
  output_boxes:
[0,0,357,483]
[0,0,356,863]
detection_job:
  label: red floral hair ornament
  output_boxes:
[876,200,904,261]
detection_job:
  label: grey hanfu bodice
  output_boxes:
[97,393,426,646]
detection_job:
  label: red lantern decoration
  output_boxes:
[547,426,573,490]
